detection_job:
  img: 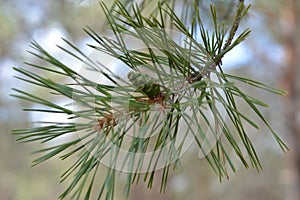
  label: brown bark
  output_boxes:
[281,1,300,200]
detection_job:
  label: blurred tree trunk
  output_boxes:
[281,0,300,200]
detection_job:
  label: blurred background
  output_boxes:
[0,0,299,199]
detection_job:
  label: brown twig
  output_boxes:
[94,113,117,133]
[94,92,168,133]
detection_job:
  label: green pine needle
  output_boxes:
[11,1,288,199]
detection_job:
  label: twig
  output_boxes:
[191,0,246,83]
[222,0,245,50]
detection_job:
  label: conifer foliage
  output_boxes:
[12,0,288,199]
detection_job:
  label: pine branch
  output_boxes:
[11,1,288,199]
